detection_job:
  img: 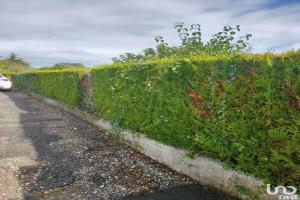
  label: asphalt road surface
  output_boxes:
[0,91,238,200]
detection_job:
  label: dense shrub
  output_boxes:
[91,52,300,187]
[12,69,85,106]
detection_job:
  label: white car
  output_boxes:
[0,74,12,91]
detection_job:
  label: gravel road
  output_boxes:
[0,91,238,200]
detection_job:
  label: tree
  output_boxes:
[2,52,30,69]
[143,48,156,58]
[6,52,30,66]
[8,53,19,61]
[112,22,252,63]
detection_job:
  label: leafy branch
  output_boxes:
[113,22,252,63]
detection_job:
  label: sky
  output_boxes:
[0,0,299,67]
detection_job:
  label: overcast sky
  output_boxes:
[0,0,299,67]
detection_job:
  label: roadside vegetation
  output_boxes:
[113,22,252,63]
[0,53,32,77]
[12,23,300,190]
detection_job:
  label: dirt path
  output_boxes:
[0,91,238,200]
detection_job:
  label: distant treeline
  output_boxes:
[39,63,86,70]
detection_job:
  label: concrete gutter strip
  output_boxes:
[28,92,280,200]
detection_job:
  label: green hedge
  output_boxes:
[91,53,300,187]
[12,53,300,188]
[12,69,85,106]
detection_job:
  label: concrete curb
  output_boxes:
[26,92,279,200]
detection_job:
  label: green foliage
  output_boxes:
[0,69,15,78]
[39,62,86,70]
[113,22,252,63]
[6,52,30,66]
[0,53,31,76]
[92,52,300,188]
[0,59,31,73]
[12,69,85,106]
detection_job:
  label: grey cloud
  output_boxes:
[0,0,299,67]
